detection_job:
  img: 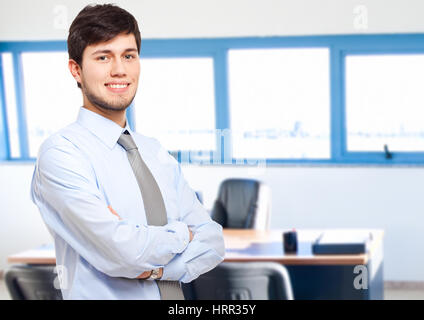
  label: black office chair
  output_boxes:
[5,265,63,300]
[184,262,293,300]
[211,178,271,230]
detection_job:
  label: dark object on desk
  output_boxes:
[283,230,298,254]
[183,262,293,300]
[312,231,372,255]
[5,265,63,300]
[211,178,270,230]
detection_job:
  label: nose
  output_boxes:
[110,58,126,77]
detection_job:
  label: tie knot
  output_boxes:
[117,130,138,151]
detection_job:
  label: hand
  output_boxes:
[108,205,122,220]
[136,271,152,279]
[108,205,166,281]
[136,268,163,280]
[189,228,194,242]
[108,206,165,280]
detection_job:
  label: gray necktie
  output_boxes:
[117,130,185,300]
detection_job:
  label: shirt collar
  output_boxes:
[77,107,132,150]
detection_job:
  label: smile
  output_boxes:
[105,83,130,88]
[104,82,131,93]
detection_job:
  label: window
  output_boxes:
[346,54,424,152]
[228,48,330,159]
[2,35,424,164]
[1,52,20,158]
[133,57,216,152]
[21,52,81,158]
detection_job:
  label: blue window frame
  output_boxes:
[334,34,424,165]
[1,34,424,165]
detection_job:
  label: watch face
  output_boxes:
[149,269,160,280]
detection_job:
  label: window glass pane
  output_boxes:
[228,48,330,159]
[133,57,216,151]
[346,54,424,152]
[1,53,20,158]
[21,52,81,158]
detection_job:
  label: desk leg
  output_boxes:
[368,241,384,300]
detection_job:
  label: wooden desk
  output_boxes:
[8,244,56,265]
[8,228,384,300]
[223,228,382,265]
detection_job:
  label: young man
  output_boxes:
[31,4,225,300]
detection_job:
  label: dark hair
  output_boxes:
[67,4,141,88]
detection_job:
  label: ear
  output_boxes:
[68,59,82,86]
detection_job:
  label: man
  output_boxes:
[30,4,225,300]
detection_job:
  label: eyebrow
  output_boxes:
[91,48,138,56]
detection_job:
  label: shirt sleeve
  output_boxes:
[161,160,225,283]
[31,142,190,279]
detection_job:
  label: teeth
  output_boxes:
[108,84,128,89]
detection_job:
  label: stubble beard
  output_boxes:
[81,80,136,112]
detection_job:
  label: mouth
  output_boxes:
[105,82,130,93]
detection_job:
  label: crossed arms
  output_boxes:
[31,143,225,283]
[108,205,194,280]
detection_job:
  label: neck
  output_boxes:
[82,99,127,128]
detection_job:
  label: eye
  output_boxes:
[125,54,136,60]
[97,56,109,61]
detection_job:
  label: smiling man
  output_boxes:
[68,31,139,127]
[30,4,225,300]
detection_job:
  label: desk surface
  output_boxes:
[8,228,383,266]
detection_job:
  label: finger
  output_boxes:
[108,205,122,220]
[136,271,151,279]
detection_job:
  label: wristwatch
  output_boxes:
[148,268,161,280]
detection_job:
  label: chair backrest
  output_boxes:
[5,265,63,300]
[186,262,293,300]
[211,178,271,230]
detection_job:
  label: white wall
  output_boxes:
[0,164,53,273]
[1,0,424,281]
[2,0,424,41]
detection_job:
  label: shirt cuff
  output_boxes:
[161,255,187,282]
[165,220,190,254]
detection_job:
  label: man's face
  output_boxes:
[72,33,140,113]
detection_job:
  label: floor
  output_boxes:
[0,279,11,300]
[384,287,424,300]
[1,278,424,300]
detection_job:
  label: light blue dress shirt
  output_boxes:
[30,107,225,300]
